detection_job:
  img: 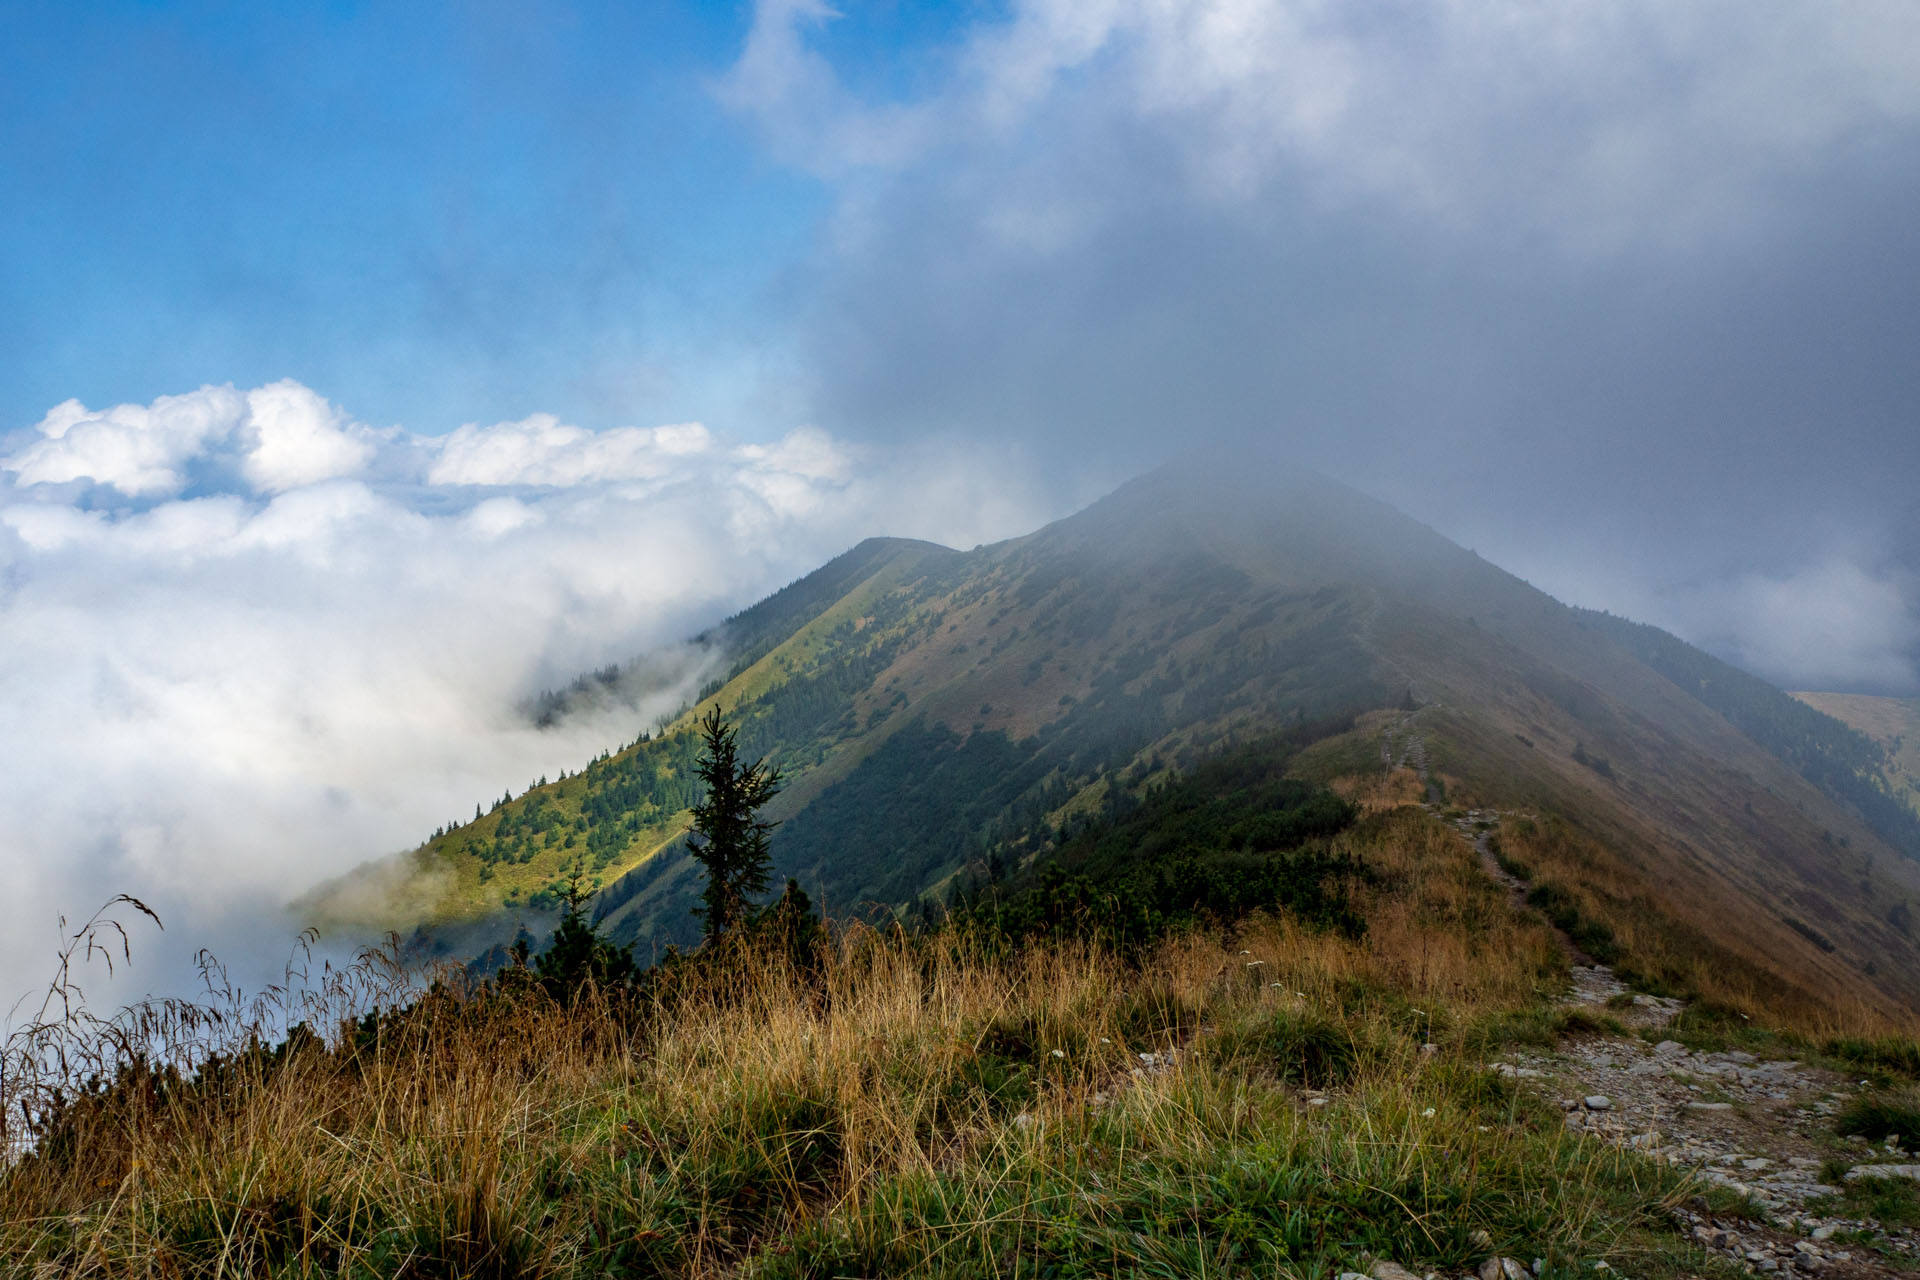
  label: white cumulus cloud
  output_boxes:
[239,380,379,493]
[2,379,377,499]
[6,385,247,496]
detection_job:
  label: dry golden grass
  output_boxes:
[1490,813,1916,1039]
[25,805,1900,1277]
[1336,809,1566,1014]
[1328,768,1427,814]
[1306,699,1920,1038]
[3,834,1702,1279]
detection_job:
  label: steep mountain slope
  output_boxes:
[1793,691,1920,821]
[305,466,1920,1017]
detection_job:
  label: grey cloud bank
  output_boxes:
[722,0,1920,695]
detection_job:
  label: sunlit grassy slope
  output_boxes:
[14,712,1920,1274]
[305,466,1920,1017]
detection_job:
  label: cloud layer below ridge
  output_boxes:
[0,381,1062,1007]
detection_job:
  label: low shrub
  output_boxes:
[1809,1175,1920,1229]
[1663,1001,1776,1055]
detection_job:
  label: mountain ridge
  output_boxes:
[303,464,1920,1019]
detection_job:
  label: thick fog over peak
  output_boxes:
[721,0,1920,695]
[0,381,1070,1003]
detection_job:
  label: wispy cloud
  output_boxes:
[1656,560,1919,693]
[722,0,1920,248]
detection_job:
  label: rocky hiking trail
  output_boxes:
[1435,805,1920,1280]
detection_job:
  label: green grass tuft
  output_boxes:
[1205,1007,1366,1088]
[1835,1090,1920,1149]
[1808,1176,1920,1229]
[1824,1035,1920,1081]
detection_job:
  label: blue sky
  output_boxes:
[0,1,851,435]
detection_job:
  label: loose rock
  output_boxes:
[1477,1257,1527,1280]
[1370,1261,1424,1280]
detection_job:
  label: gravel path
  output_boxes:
[1438,805,1920,1280]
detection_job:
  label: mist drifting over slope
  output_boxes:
[0,381,1069,1005]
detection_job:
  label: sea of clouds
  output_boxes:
[0,380,1065,1012]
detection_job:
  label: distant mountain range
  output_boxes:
[304,465,1920,1016]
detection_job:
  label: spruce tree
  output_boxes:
[688,705,783,943]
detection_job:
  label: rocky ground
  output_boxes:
[1443,807,1920,1280]
[1510,1028,1916,1280]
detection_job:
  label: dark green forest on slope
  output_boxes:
[942,727,1367,956]
[582,595,1384,950]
